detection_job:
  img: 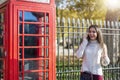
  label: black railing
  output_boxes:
[56,18,120,80]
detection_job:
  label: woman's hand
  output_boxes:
[83,33,88,40]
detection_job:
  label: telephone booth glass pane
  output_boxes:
[0,0,7,5]
[19,11,49,80]
[0,13,4,80]
[0,25,3,46]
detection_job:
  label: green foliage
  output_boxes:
[56,56,82,66]
[56,0,107,20]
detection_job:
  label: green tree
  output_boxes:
[55,0,107,20]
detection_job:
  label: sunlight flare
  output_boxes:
[104,0,120,9]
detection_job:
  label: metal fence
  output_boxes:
[56,17,120,80]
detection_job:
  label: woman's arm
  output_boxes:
[101,44,110,66]
[76,38,88,59]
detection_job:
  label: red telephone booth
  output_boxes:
[0,0,56,80]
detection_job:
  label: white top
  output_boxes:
[76,39,110,75]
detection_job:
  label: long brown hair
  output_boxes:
[87,25,104,48]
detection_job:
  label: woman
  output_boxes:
[76,25,110,80]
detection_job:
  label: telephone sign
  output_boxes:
[24,0,50,3]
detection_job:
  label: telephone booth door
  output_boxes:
[13,5,56,80]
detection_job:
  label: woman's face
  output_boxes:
[88,27,97,40]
